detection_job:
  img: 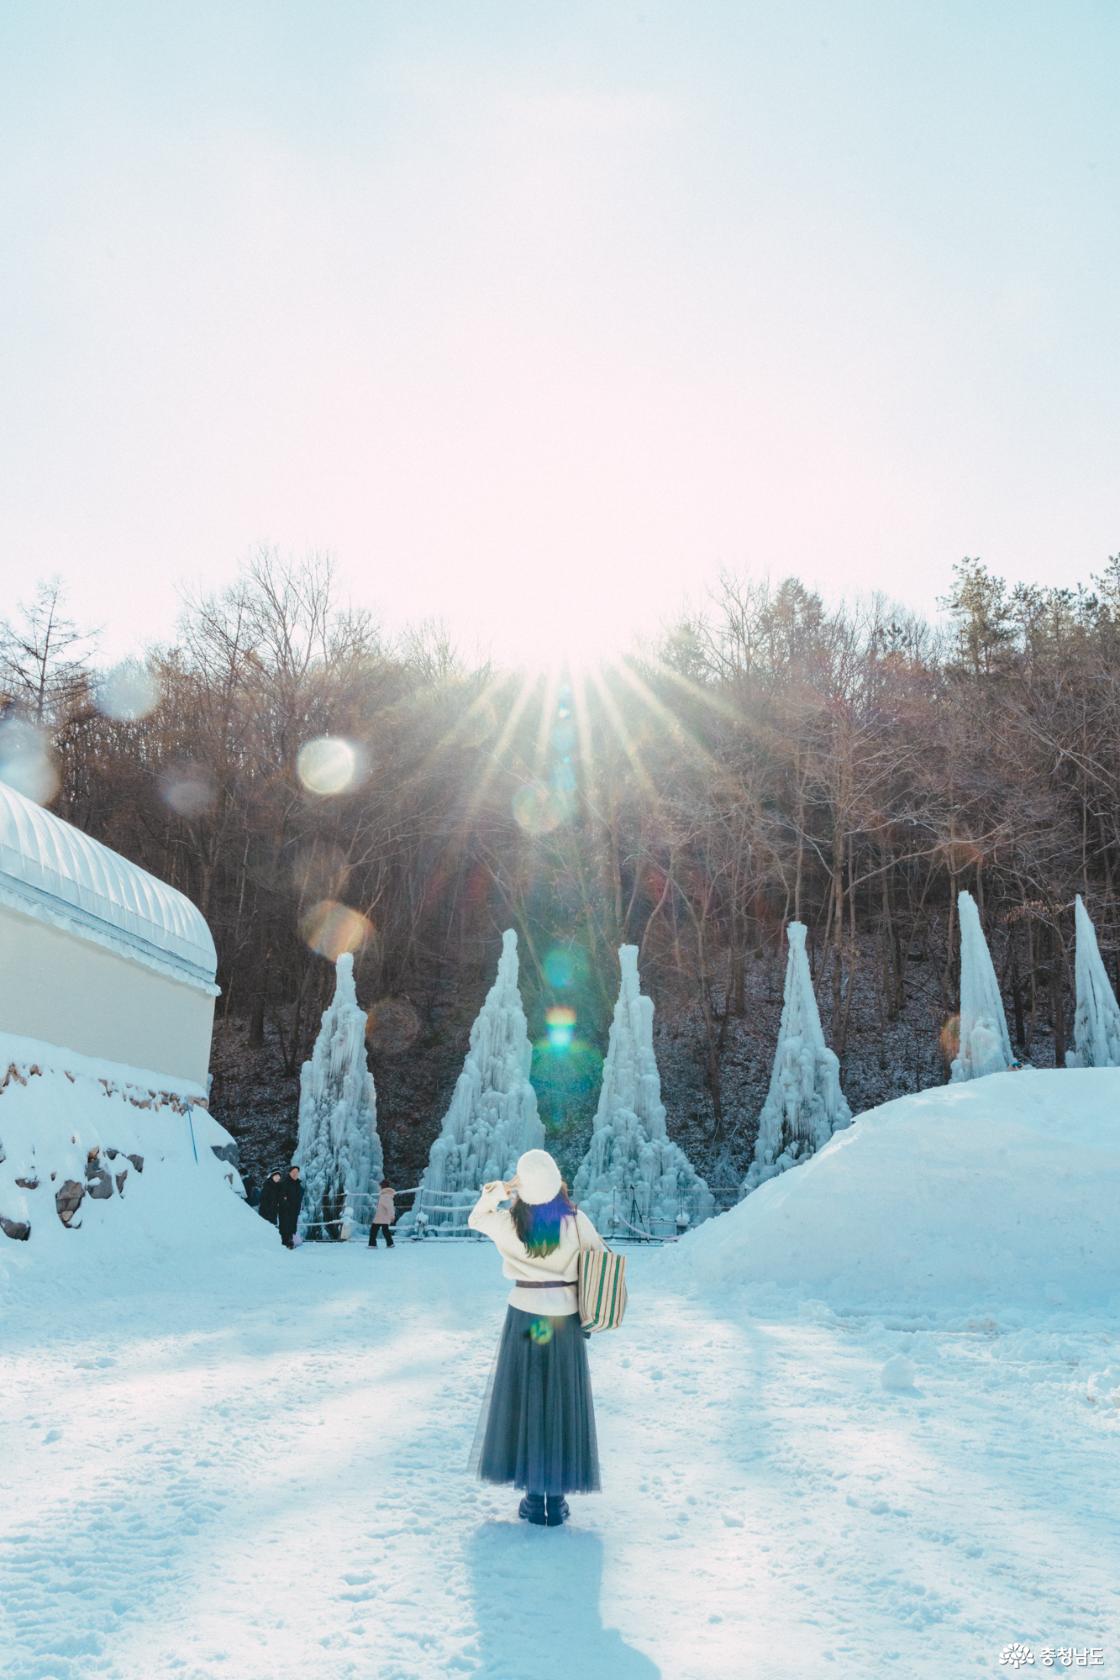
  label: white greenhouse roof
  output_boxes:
[0,779,218,991]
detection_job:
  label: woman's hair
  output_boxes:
[380,1178,391,1187]
[511,1182,575,1257]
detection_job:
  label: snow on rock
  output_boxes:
[573,945,713,1237]
[950,890,1013,1081]
[294,952,382,1241]
[668,1068,1120,1315]
[880,1354,917,1392]
[1067,895,1120,1069]
[410,929,544,1232]
[0,1030,257,1274]
[741,922,851,1194]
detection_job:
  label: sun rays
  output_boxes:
[397,647,737,869]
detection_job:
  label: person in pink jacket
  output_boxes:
[368,1180,396,1248]
[467,1147,605,1527]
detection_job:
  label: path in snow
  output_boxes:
[2,1243,1118,1680]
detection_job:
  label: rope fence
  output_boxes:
[294,1181,746,1242]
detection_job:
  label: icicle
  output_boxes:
[573,945,713,1237]
[950,890,1013,1082]
[741,922,851,1195]
[411,930,544,1233]
[294,953,382,1239]
[1067,895,1120,1068]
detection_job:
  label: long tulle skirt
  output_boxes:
[470,1306,601,1496]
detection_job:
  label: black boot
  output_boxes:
[518,1494,546,1525]
[545,1495,570,1527]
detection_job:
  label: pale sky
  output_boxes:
[2,1,1118,667]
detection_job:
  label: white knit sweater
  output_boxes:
[467,1183,605,1316]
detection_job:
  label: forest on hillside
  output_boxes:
[3,551,1119,1184]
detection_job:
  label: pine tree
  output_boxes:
[742,922,851,1194]
[573,945,713,1236]
[1067,895,1120,1068]
[413,929,544,1234]
[950,890,1014,1081]
[294,952,382,1240]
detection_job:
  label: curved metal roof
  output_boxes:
[0,778,217,989]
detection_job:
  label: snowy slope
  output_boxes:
[0,1030,263,1279]
[668,1068,1120,1314]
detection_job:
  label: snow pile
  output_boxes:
[573,945,713,1237]
[880,1354,917,1393]
[0,1030,261,1277]
[669,1068,1120,1313]
[410,930,544,1232]
[294,953,382,1240]
[950,890,1013,1081]
[741,922,851,1193]
[1068,895,1120,1069]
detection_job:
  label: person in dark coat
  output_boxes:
[278,1165,303,1249]
[258,1169,283,1228]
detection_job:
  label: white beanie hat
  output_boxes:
[515,1148,562,1206]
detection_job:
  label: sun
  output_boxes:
[495,597,624,678]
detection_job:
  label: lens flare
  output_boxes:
[552,716,577,754]
[512,780,575,835]
[301,899,373,960]
[546,1005,577,1049]
[297,737,365,797]
[160,763,217,818]
[543,948,575,990]
[365,996,422,1055]
[542,945,590,992]
[0,718,58,804]
[98,660,158,721]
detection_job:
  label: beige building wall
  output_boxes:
[0,901,215,1090]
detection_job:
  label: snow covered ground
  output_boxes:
[3,1227,1119,1680]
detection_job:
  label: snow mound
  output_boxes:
[880,1354,917,1392]
[668,1069,1120,1313]
[0,1031,268,1283]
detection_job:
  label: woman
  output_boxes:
[368,1179,396,1247]
[468,1148,605,1527]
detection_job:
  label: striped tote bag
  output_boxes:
[574,1222,628,1333]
